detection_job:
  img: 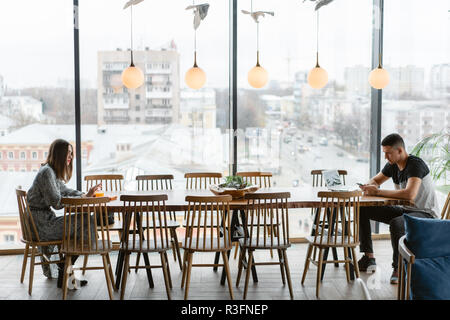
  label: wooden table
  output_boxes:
[105,187,407,289]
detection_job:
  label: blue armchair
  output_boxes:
[398,208,450,300]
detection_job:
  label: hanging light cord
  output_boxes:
[316,10,320,67]
[378,11,382,68]
[130,5,134,66]
[193,0,198,67]
[252,0,261,66]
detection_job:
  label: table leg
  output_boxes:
[142,252,155,288]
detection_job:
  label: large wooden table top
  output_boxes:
[104,187,408,211]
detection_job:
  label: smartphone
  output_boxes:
[357,183,365,187]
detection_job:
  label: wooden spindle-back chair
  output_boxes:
[311,169,348,187]
[134,174,182,270]
[236,171,273,188]
[184,172,222,190]
[301,190,362,298]
[60,197,115,300]
[118,195,173,300]
[236,192,294,300]
[16,188,64,295]
[181,195,234,300]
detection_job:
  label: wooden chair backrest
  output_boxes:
[61,197,111,254]
[184,195,232,251]
[243,192,291,248]
[237,172,272,188]
[120,194,171,252]
[184,172,222,190]
[313,191,362,246]
[136,175,174,191]
[15,188,40,243]
[84,174,124,192]
[441,192,450,220]
[311,169,348,187]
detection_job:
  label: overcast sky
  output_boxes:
[0,0,448,89]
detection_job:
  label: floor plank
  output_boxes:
[0,240,399,300]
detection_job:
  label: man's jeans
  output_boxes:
[359,205,434,269]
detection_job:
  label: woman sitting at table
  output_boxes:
[26,139,101,288]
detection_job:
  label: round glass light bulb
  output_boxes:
[121,65,144,89]
[248,65,269,89]
[185,66,206,90]
[307,66,328,89]
[369,67,390,89]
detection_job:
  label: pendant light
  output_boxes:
[247,0,271,89]
[369,9,389,90]
[122,4,144,89]
[307,10,328,89]
[185,1,207,90]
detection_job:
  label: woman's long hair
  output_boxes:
[43,139,73,182]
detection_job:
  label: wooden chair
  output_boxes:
[84,174,124,192]
[311,169,348,187]
[135,175,182,270]
[398,192,450,300]
[181,195,234,300]
[60,197,115,300]
[236,192,294,300]
[234,172,273,259]
[184,172,222,190]
[119,195,173,300]
[15,188,64,295]
[82,174,124,274]
[301,190,362,298]
[310,169,348,268]
[236,171,273,188]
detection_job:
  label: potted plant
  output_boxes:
[210,175,259,199]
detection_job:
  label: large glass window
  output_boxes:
[237,0,372,237]
[0,0,74,249]
[382,0,450,209]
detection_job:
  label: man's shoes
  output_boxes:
[357,255,377,273]
[390,269,399,284]
[57,266,88,288]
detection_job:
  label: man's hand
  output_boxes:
[359,184,379,196]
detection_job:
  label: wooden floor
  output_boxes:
[0,240,397,300]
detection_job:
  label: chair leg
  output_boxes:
[236,246,246,287]
[181,249,188,289]
[20,243,29,284]
[301,244,313,285]
[164,251,173,289]
[316,248,324,299]
[267,227,274,258]
[243,250,254,300]
[343,247,350,283]
[160,252,172,300]
[120,253,130,300]
[184,251,194,300]
[233,242,239,260]
[82,255,88,275]
[28,246,36,295]
[398,254,403,300]
[135,252,141,273]
[277,249,286,285]
[171,228,183,271]
[62,255,71,300]
[221,251,234,300]
[282,249,294,300]
[350,247,360,278]
[332,248,339,267]
[102,254,114,300]
[105,253,116,291]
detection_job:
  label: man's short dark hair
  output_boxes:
[381,133,405,149]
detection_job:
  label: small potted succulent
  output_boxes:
[210,175,259,199]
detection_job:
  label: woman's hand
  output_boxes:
[86,183,102,197]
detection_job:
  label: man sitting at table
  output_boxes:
[358,133,440,284]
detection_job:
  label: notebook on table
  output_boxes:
[322,170,357,192]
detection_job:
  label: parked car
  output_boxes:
[337,151,344,157]
[319,137,328,146]
[307,136,313,143]
[356,157,369,163]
